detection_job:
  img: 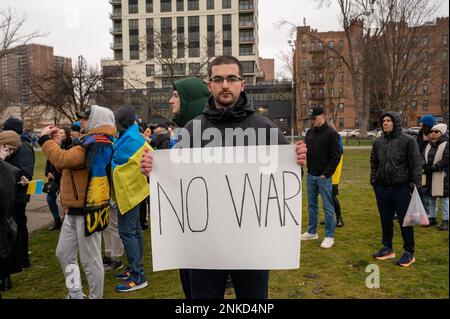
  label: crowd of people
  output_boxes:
[0,54,448,300]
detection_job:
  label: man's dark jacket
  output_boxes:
[180,92,289,147]
[304,122,341,178]
[6,134,35,203]
[370,112,422,188]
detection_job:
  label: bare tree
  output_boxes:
[31,56,102,122]
[277,48,294,79]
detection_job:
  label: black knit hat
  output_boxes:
[3,117,24,134]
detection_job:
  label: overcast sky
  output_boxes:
[2,0,448,76]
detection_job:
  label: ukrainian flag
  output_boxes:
[112,123,152,214]
[27,179,43,195]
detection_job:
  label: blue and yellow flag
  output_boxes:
[27,179,43,195]
[112,123,152,214]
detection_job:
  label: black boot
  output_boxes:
[49,217,62,231]
[425,217,437,227]
[336,216,344,227]
[0,275,12,292]
[438,220,448,231]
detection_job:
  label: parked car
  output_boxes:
[339,129,359,138]
[407,126,421,136]
[369,128,383,138]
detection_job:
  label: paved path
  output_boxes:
[26,194,62,233]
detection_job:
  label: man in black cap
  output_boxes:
[301,106,341,249]
[2,117,35,271]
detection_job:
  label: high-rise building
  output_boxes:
[0,44,72,105]
[103,0,261,89]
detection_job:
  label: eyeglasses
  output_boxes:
[431,130,441,134]
[209,75,242,84]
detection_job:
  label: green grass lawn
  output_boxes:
[3,150,448,299]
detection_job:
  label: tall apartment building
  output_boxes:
[294,17,449,132]
[103,0,261,89]
[294,22,363,131]
[0,44,72,105]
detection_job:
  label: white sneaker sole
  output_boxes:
[301,235,319,241]
[116,281,148,293]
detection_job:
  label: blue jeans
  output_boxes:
[307,174,336,238]
[423,195,449,221]
[46,192,60,221]
[118,205,145,281]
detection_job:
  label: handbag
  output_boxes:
[43,181,60,194]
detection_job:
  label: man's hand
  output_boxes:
[140,148,153,176]
[40,125,60,138]
[47,172,54,180]
[19,176,29,186]
[295,141,307,166]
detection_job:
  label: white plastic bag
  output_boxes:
[403,186,429,227]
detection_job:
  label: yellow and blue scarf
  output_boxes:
[83,134,114,236]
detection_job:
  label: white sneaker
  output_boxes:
[301,232,319,241]
[320,237,335,248]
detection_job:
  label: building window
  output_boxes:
[423,35,429,46]
[423,84,429,96]
[146,18,154,59]
[223,14,232,56]
[301,42,306,53]
[239,44,253,56]
[311,88,317,98]
[146,81,155,88]
[302,89,307,98]
[443,34,449,46]
[319,72,324,81]
[161,0,172,12]
[189,63,200,75]
[328,41,334,49]
[339,102,344,112]
[161,17,173,58]
[339,87,344,98]
[174,63,186,75]
[423,99,428,111]
[412,100,417,111]
[339,40,344,50]
[329,88,334,98]
[223,0,232,9]
[242,61,254,74]
[207,0,214,9]
[177,17,185,58]
[188,0,199,10]
[129,19,139,60]
[128,0,138,14]
[146,64,155,76]
[319,88,324,98]
[424,51,429,64]
[146,0,153,13]
[207,15,215,57]
[339,118,344,128]
[177,0,184,11]
[423,67,429,79]
[188,16,200,57]
[301,73,306,83]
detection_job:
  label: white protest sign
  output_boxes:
[149,144,302,271]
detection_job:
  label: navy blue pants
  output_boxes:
[188,269,269,299]
[374,184,415,254]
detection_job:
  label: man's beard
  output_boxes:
[215,91,238,108]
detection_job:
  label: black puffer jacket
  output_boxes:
[180,92,289,147]
[422,135,449,197]
[370,112,422,188]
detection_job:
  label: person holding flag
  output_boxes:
[112,105,152,293]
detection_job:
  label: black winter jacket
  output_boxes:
[5,135,35,203]
[180,92,289,148]
[421,136,449,197]
[305,123,341,178]
[370,112,422,188]
[0,160,20,260]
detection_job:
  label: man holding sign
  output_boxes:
[141,56,307,299]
